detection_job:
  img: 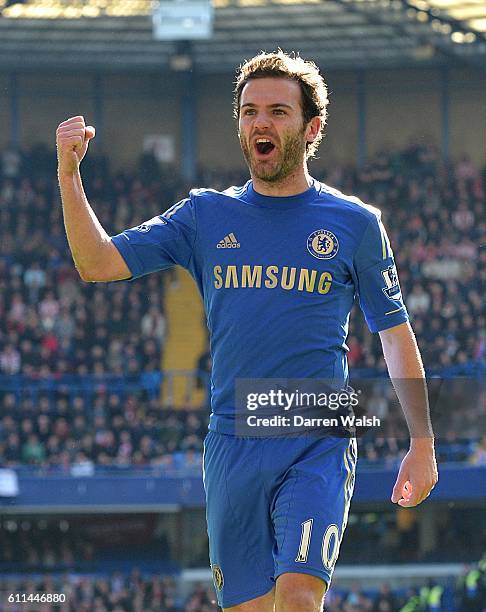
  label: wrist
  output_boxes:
[57,166,80,180]
[410,437,435,449]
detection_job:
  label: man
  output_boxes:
[57,51,438,612]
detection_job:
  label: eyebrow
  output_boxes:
[240,103,294,110]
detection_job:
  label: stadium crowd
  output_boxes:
[0,391,206,471]
[341,145,484,372]
[0,142,484,472]
[0,142,484,379]
[1,555,486,612]
[1,385,484,470]
[0,144,168,380]
[0,571,216,612]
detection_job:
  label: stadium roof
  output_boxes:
[0,0,484,72]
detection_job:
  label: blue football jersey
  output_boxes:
[111,179,408,433]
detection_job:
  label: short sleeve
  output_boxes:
[110,197,196,280]
[353,214,409,333]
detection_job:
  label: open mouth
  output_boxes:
[255,138,275,156]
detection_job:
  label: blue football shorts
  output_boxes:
[203,431,357,608]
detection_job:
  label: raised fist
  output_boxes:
[56,116,95,176]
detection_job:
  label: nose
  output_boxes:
[253,111,271,130]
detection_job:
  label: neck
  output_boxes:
[251,166,313,197]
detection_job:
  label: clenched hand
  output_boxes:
[56,115,95,176]
[391,439,438,507]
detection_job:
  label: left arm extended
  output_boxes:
[379,321,438,507]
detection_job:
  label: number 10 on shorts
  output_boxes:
[295,519,340,570]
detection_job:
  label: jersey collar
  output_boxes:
[246,179,319,209]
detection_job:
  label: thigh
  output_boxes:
[271,437,357,587]
[275,572,326,611]
[204,432,275,609]
[223,588,275,612]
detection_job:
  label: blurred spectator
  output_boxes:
[406,283,430,317]
[0,343,21,375]
[343,584,372,610]
[24,261,47,304]
[1,146,23,180]
[185,584,217,612]
[141,306,167,343]
[469,438,486,466]
[372,584,397,611]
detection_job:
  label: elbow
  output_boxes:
[76,264,129,283]
[76,266,101,283]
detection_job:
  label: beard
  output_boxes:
[239,126,307,184]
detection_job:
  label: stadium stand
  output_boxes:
[0,142,484,468]
[1,384,484,470]
[0,142,483,382]
[0,142,484,611]
[1,556,486,611]
[1,506,484,570]
[0,571,210,611]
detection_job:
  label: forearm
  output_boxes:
[380,323,434,440]
[58,169,112,281]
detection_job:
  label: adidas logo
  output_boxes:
[217,233,240,248]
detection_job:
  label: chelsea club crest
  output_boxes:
[211,564,224,591]
[307,229,339,260]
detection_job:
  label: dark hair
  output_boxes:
[233,50,329,158]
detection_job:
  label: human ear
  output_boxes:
[306,116,321,144]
